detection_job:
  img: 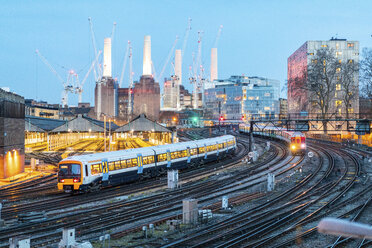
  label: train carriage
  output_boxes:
[57,135,237,193]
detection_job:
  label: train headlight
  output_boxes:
[301,144,306,148]
[291,145,296,150]
[73,178,81,183]
[60,179,65,183]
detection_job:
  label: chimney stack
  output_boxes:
[103,38,112,77]
[143,35,152,76]
[210,48,218,82]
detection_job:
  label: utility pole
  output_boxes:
[104,115,107,152]
[248,121,254,153]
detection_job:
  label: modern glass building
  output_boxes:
[204,76,280,120]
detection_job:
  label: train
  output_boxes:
[57,135,237,193]
[239,124,306,155]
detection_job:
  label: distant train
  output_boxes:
[239,124,306,155]
[57,135,237,193]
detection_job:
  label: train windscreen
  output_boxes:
[58,164,81,178]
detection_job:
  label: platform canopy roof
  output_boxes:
[51,115,119,132]
[25,116,66,132]
[115,114,171,133]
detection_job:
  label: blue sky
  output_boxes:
[0,0,371,105]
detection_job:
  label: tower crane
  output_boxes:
[213,24,223,48]
[88,17,102,81]
[181,18,192,59]
[157,36,179,82]
[128,42,134,121]
[35,49,75,107]
[119,41,130,88]
[75,50,102,103]
[189,31,204,109]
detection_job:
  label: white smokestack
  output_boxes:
[143,35,152,76]
[103,38,112,77]
[175,49,182,85]
[210,48,218,82]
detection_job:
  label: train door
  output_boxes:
[137,154,143,174]
[166,149,171,168]
[101,159,109,182]
[187,147,191,163]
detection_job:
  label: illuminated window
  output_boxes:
[338,109,342,115]
[335,92,337,97]
[347,43,354,48]
[336,51,342,57]
[264,107,270,111]
[248,96,255,100]
[348,59,353,63]
[335,100,342,106]
[338,59,342,64]
[256,96,259,100]
[336,84,341,90]
[348,108,354,113]
[321,44,328,48]
[312,59,318,64]
[308,52,314,55]
[336,67,341,72]
[337,76,340,81]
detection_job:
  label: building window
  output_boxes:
[335,100,342,107]
[321,44,328,48]
[264,107,270,111]
[348,108,354,113]
[347,43,354,48]
[336,51,342,57]
[336,84,341,90]
[348,59,353,63]
[336,67,341,72]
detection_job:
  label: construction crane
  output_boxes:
[213,24,223,48]
[35,49,75,107]
[181,18,192,59]
[189,31,204,109]
[119,41,130,88]
[128,43,133,121]
[157,36,179,83]
[75,50,102,103]
[88,17,102,81]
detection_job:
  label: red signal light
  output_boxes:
[219,116,224,121]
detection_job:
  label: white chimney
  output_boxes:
[210,48,218,82]
[103,38,112,77]
[143,35,152,76]
[175,49,182,85]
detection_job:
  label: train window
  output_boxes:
[171,152,178,159]
[131,158,138,167]
[143,157,148,165]
[224,142,227,148]
[181,150,187,157]
[126,159,132,168]
[199,147,205,153]
[120,160,126,168]
[148,156,154,164]
[115,161,121,170]
[108,162,115,171]
[190,148,197,155]
[91,164,101,175]
[177,151,183,158]
[218,143,223,149]
[157,154,166,162]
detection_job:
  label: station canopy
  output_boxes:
[51,115,119,133]
[25,116,66,132]
[115,114,171,133]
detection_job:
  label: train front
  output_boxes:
[57,161,83,193]
[290,133,306,155]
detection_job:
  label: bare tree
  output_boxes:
[339,60,359,119]
[360,48,372,98]
[305,47,338,133]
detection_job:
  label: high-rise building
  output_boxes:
[288,39,359,116]
[204,76,280,120]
